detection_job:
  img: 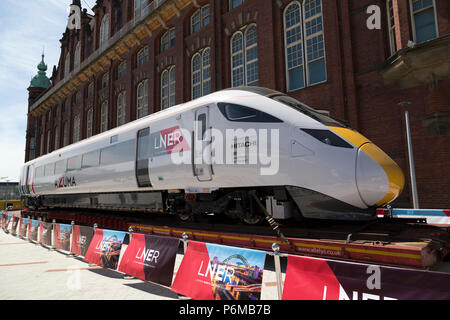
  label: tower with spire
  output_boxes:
[28,53,51,106]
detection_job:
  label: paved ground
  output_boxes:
[0,229,281,300]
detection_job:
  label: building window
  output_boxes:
[74,41,81,69]
[100,14,110,47]
[231,24,259,87]
[161,28,175,53]
[40,132,45,156]
[283,0,326,92]
[73,115,81,143]
[64,98,71,113]
[63,121,69,147]
[134,0,150,19]
[410,0,438,44]
[86,108,93,138]
[161,66,176,110]
[386,0,397,55]
[117,92,126,126]
[101,101,109,133]
[64,53,71,77]
[192,48,211,99]
[118,61,127,79]
[191,5,210,34]
[75,91,82,105]
[54,126,59,150]
[88,82,94,97]
[136,46,149,67]
[137,79,149,119]
[47,131,51,154]
[102,72,109,89]
[230,0,247,11]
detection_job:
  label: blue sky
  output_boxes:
[0,0,93,182]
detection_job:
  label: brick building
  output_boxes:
[25,0,450,208]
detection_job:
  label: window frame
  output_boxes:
[99,14,110,47]
[136,79,149,118]
[283,0,327,92]
[191,5,211,34]
[191,47,211,99]
[386,0,397,55]
[117,91,126,126]
[230,24,259,87]
[161,66,176,110]
[101,100,109,133]
[409,0,439,44]
[161,28,175,53]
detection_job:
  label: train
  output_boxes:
[19,87,405,223]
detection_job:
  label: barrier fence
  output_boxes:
[2,211,450,300]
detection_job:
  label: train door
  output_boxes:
[193,106,213,181]
[136,127,152,187]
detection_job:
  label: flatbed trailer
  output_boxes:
[19,207,450,270]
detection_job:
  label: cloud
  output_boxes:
[0,0,70,181]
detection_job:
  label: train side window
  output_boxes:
[55,160,66,174]
[100,139,135,166]
[35,166,44,178]
[137,129,150,160]
[82,150,100,168]
[67,156,82,171]
[44,163,54,176]
[218,103,282,123]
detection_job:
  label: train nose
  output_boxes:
[356,143,405,207]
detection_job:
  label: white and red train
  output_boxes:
[19,87,405,222]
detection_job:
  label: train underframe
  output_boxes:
[24,185,376,224]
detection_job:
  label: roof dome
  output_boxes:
[30,54,51,89]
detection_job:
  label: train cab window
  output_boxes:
[44,163,54,176]
[55,160,66,174]
[100,139,135,166]
[82,150,100,168]
[67,156,82,171]
[218,103,282,123]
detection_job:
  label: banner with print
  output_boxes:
[70,225,94,257]
[28,220,39,241]
[282,254,450,300]
[84,229,127,270]
[11,216,19,234]
[118,234,179,287]
[4,214,13,232]
[171,241,266,300]
[19,218,28,238]
[54,223,72,251]
[39,222,53,246]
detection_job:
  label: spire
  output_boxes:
[30,53,51,89]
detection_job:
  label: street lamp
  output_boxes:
[398,102,419,209]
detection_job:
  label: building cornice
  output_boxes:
[30,0,193,116]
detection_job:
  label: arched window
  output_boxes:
[136,46,149,67]
[54,126,60,150]
[74,41,81,69]
[161,66,175,110]
[191,48,211,99]
[161,28,175,53]
[64,52,71,77]
[100,14,110,47]
[283,0,326,91]
[101,100,108,133]
[191,5,210,34]
[86,108,93,138]
[117,92,126,126]
[73,115,81,143]
[231,24,258,87]
[63,121,69,147]
[136,79,148,118]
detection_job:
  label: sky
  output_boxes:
[0,0,93,182]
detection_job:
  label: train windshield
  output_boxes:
[270,95,348,128]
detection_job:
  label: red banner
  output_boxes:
[171,241,266,300]
[39,222,53,246]
[118,233,179,287]
[84,229,127,270]
[70,225,94,257]
[282,254,450,300]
